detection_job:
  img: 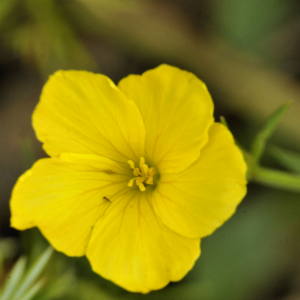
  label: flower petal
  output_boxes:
[153,123,247,239]
[10,154,130,256]
[33,70,145,163]
[86,191,200,293]
[118,64,214,173]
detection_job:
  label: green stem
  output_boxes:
[251,167,300,193]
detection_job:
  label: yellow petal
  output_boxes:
[118,64,214,173]
[10,154,130,256]
[33,70,145,164]
[153,123,247,239]
[86,191,200,293]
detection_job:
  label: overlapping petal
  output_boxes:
[10,153,130,256]
[33,71,145,164]
[118,64,214,173]
[86,191,200,293]
[152,123,247,239]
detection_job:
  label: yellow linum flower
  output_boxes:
[10,64,247,293]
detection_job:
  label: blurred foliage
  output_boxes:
[0,0,95,76]
[1,0,300,299]
[20,137,36,172]
[243,102,300,193]
[270,146,300,174]
[212,0,291,57]
[251,102,291,165]
[0,247,53,300]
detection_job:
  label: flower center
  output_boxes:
[127,157,156,191]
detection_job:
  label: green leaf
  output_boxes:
[17,279,45,300]
[34,271,74,300]
[252,166,300,193]
[11,247,53,300]
[251,102,291,164]
[0,257,27,300]
[219,116,228,128]
[270,146,300,174]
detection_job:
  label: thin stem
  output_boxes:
[251,166,300,193]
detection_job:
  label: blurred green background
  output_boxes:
[1,0,300,299]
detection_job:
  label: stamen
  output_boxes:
[146,167,155,184]
[127,157,156,191]
[138,183,146,191]
[128,160,135,169]
[128,178,135,187]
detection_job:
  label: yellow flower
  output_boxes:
[10,65,247,293]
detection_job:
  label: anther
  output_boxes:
[127,158,156,191]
